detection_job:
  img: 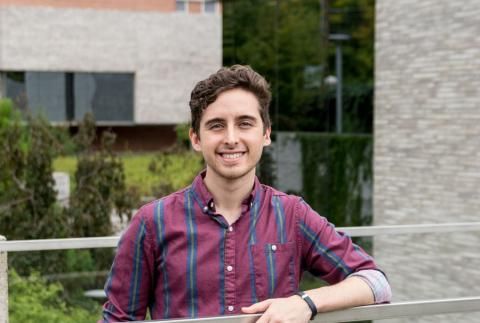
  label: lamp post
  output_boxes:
[328,33,350,134]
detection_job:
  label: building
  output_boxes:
[0,0,222,150]
[374,0,480,322]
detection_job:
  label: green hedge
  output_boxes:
[9,270,100,323]
[299,132,373,228]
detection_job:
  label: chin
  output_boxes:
[215,166,255,181]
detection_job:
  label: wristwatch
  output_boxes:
[296,291,317,320]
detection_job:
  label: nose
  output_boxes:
[224,125,238,145]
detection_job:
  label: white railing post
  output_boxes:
[0,235,8,323]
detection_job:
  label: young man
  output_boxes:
[101,65,391,322]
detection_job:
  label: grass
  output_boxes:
[53,151,204,197]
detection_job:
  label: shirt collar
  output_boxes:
[191,170,262,212]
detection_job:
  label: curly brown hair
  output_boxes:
[189,65,271,135]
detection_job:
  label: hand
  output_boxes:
[241,295,312,323]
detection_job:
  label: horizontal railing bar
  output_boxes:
[0,236,119,252]
[315,296,480,322]
[1,222,480,252]
[134,297,480,323]
[340,222,480,237]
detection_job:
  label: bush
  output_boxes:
[299,133,373,228]
[148,150,203,197]
[9,269,100,323]
[67,113,134,270]
[175,123,191,149]
[0,99,70,275]
[0,100,133,275]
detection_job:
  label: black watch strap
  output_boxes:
[296,291,317,320]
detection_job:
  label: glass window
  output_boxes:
[176,0,186,12]
[74,73,134,122]
[204,1,216,13]
[1,71,134,123]
[4,72,27,110]
[26,72,67,121]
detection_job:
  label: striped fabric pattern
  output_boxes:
[101,172,389,321]
[184,190,198,317]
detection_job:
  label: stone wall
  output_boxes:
[0,5,221,124]
[374,0,480,322]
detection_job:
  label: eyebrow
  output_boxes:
[204,118,225,128]
[203,115,258,127]
[237,115,258,122]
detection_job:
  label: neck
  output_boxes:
[203,168,256,221]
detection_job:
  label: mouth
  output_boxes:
[217,152,246,162]
[220,152,245,159]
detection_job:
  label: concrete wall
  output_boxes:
[374,0,480,322]
[0,5,222,124]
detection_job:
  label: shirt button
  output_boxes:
[228,226,233,232]
[228,305,234,312]
[227,265,233,272]
[271,244,277,251]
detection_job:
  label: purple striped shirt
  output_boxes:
[101,172,387,321]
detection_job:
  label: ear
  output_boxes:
[189,128,202,152]
[263,126,272,146]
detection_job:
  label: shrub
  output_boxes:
[69,113,133,238]
[0,99,70,275]
[9,269,100,323]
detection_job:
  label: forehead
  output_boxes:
[200,88,262,122]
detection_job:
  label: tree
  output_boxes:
[223,0,375,133]
[0,99,133,274]
[69,113,132,238]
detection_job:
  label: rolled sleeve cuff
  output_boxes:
[349,269,392,303]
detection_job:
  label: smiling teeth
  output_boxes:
[223,153,243,159]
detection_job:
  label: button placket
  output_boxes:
[224,226,236,313]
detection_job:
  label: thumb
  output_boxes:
[241,299,274,314]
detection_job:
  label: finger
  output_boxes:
[241,299,274,314]
[254,311,271,323]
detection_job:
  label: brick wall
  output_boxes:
[0,5,221,124]
[374,0,480,322]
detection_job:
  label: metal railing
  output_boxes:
[1,222,480,322]
[137,297,480,322]
[2,222,480,252]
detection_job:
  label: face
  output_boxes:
[189,88,271,182]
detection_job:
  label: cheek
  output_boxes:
[200,138,218,152]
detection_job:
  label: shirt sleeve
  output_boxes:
[348,269,392,303]
[296,198,380,285]
[101,207,156,322]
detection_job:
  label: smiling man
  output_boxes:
[101,65,391,322]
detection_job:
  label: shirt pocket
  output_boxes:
[251,242,297,300]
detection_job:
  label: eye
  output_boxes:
[239,121,254,128]
[208,123,223,130]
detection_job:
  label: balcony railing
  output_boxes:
[2,222,480,322]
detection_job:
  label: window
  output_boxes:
[1,71,134,123]
[4,72,28,111]
[74,73,134,122]
[176,0,186,12]
[204,0,216,13]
